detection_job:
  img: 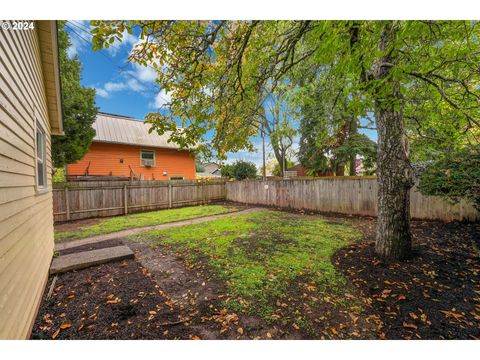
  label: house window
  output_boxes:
[36,123,47,190]
[140,150,155,167]
[169,176,184,180]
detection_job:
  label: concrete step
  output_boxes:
[50,245,134,275]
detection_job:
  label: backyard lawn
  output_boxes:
[129,209,361,322]
[33,207,480,340]
[54,204,238,241]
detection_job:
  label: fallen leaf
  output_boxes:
[266,332,272,338]
[51,328,60,340]
[191,335,201,340]
[403,322,418,330]
[292,323,300,330]
[237,327,244,335]
[60,323,72,329]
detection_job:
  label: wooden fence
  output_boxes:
[225,178,480,222]
[53,179,227,222]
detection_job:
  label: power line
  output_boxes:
[64,22,171,106]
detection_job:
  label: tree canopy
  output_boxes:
[90,20,480,261]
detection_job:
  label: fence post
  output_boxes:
[168,182,172,208]
[123,183,128,215]
[65,186,70,221]
[202,180,207,205]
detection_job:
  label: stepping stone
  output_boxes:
[50,245,134,275]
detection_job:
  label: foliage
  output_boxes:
[90,20,480,259]
[273,159,295,177]
[195,160,205,172]
[220,164,234,178]
[55,205,237,241]
[230,160,258,180]
[129,210,360,318]
[53,21,97,168]
[418,145,480,211]
[52,167,66,183]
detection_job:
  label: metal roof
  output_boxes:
[93,112,186,150]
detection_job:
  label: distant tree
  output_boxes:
[418,145,480,211]
[230,160,257,180]
[52,21,97,169]
[273,159,295,177]
[220,164,234,178]
[195,160,206,172]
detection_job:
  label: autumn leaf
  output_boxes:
[52,328,61,340]
[403,322,418,330]
[292,323,300,330]
[191,335,201,340]
[60,323,72,329]
[440,310,464,320]
[237,327,244,335]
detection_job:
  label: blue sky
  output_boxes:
[66,20,377,167]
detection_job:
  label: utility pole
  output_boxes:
[262,122,266,180]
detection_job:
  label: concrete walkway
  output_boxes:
[54,207,262,251]
[50,245,134,275]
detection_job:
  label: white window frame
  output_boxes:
[35,122,48,191]
[140,149,156,167]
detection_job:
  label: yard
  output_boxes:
[32,207,480,340]
[55,204,239,241]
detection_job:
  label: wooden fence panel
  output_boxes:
[53,180,227,222]
[225,178,479,222]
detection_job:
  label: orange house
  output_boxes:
[67,112,196,180]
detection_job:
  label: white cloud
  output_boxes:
[131,63,158,83]
[95,87,109,98]
[66,20,92,59]
[106,30,139,56]
[149,89,172,109]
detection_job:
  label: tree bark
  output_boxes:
[373,22,414,261]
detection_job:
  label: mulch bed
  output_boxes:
[31,253,272,340]
[334,219,480,340]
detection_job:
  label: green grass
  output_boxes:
[129,209,361,320]
[55,205,237,242]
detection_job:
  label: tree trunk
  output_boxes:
[373,22,414,261]
[335,163,345,176]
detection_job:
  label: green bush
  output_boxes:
[222,160,257,180]
[418,145,480,211]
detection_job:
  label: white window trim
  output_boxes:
[140,149,156,167]
[35,121,48,192]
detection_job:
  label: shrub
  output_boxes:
[226,160,258,180]
[418,145,480,211]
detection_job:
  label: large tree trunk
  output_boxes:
[375,105,413,261]
[373,22,414,261]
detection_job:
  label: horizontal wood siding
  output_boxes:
[52,180,227,222]
[225,179,479,222]
[0,23,55,339]
[66,142,196,180]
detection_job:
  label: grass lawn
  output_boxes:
[55,205,238,242]
[129,209,361,325]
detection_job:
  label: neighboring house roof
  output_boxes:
[93,112,190,150]
[196,172,222,178]
[203,162,220,174]
[37,21,63,135]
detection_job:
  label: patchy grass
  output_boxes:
[55,205,238,242]
[129,209,361,322]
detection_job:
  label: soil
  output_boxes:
[58,239,125,256]
[334,219,480,340]
[32,242,274,340]
[34,207,480,340]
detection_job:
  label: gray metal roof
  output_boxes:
[92,112,186,150]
